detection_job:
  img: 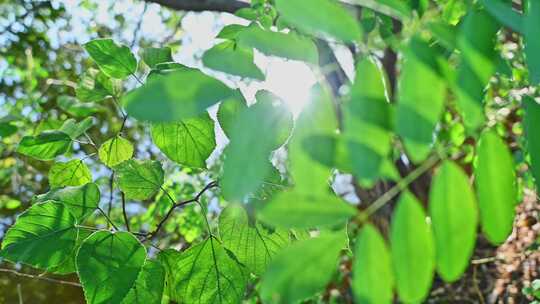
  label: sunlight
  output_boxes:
[262,58,317,117]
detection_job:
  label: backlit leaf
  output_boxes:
[76,231,146,304]
[115,159,164,200]
[121,260,165,304]
[275,0,362,42]
[49,159,92,188]
[124,69,234,122]
[84,38,137,79]
[391,192,435,303]
[98,135,134,167]
[353,224,394,304]
[35,183,100,222]
[151,112,216,169]
[1,202,78,270]
[202,41,265,80]
[219,204,290,275]
[17,131,72,161]
[142,47,173,69]
[475,130,517,244]
[260,233,344,303]
[429,161,477,282]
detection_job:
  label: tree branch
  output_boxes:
[143,0,249,14]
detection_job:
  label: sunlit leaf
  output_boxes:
[84,38,137,79]
[258,189,356,228]
[429,161,477,282]
[115,159,164,200]
[98,135,134,167]
[59,117,95,140]
[48,159,92,188]
[77,231,146,304]
[121,260,165,304]
[260,233,344,303]
[275,0,362,42]
[17,131,72,161]
[151,112,216,169]
[1,202,78,270]
[142,47,173,69]
[217,92,248,138]
[124,69,234,122]
[353,224,394,304]
[219,204,290,275]
[397,37,446,163]
[237,26,319,64]
[391,192,435,303]
[35,183,100,222]
[157,238,247,304]
[203,41,265,80]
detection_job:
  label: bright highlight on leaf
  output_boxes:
[98,135,134,167]
[115,159,164,200]
[84,38,137,79]
[48,159,92,188]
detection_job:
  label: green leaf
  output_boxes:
[35,183,100,222]
[17,131,72,161]
[157,238,247,304]
[475,130,517,244]
[346,0,412,21]
[58,95,100,117]
[59,117,95,139]
[275,0,362,43]
[76,231,146,304]
[397,37,446,163]
[124,69,234,122]
[203,41,264,80]
[115,159,164,200]
[524,97,540,191]
[76,69,117,102]
[289,85,337,192]
[1,202,78,270]
[456,10,499,129]
[237,26,319,64]
[49,159,92,188]
[98,135,134,167]
[344,58,392,183]
[121,260,165,304]
[258,190,356,228]
[151,112,216,168]
[142,47,173,69]
[260,233,344,303]
[352,224,394,304]
[49,229,92,275]
[481,0,523,33]
[525,0,540,84]
[429,161,478,282]
[219,204,290,275]
[221,93,293,201]
[391,192,435,303]
[217,93,248,139]
[217,24,247,40]
[84,38,137,79]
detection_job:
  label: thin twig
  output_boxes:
[362,154,441,218]
[97,206,119,231]
[121,191,130,232]
[142,181,218,240]
[0,268,82,287]
[107,172,115,223]
[472,265,486,304]
[131,3,148,48]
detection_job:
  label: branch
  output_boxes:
[0,268,81,287]
[143,0,249,13]
[143,181,219,240]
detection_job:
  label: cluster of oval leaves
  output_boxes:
[2,0,540,303]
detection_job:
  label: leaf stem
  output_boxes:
[121,191,130,232]
[97,206,119,231]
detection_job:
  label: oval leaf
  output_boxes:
[17,131,72,161]
[202,41,264,80]
[115,159,164,200]
[35,183,100,222]
[76,231,146,304]
[49,159,92,188]
[352,224,394,304]
[84,38,137,79]
[98,135,134,167]
[151,112,216,169]
[429,161,477,282]
[391,192,435,303]
[475,130,517,244]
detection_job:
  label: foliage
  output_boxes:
[1,0,539,303]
